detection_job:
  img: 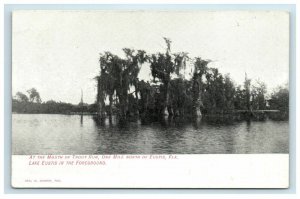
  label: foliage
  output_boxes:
[93,38,289,122]
[14,92,29,102]
[12,99,97,114]
[251,80,267,110]
[27,88,42,103]
[12,39,289,122]
[268,85,289,120]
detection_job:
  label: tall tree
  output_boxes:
[251,80,267,110]
[26,88,41,103]
[191,57,209,116]
[148,38,188,116]
[269,85,289,113]
[123,48,147,115]
[223,74,236,112]
[97,49,147,120]
[97,52,114,119]
[244,73,251,111]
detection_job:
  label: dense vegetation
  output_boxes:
[12,38,289,122]
[12,99,97,114]
[95,38,289,122]
[12,88,97,114]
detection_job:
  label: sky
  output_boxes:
[12,10,289,104]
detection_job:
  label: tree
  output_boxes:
[26,88,41,103]
[148,38,188,116]
[251,80,267,110]
[169,78,188,116]
[244,73,251,110]
[223,74,236,112]
[203,68,222,114]
[233,85,245,110]
[97,52,116,119]
[269,86,289,113]
[14,92,29,102]
[123,48,147,115]
[97,49,147,121]
[138,80,156,116]
[191,57,209,116]
[100,52,117,118]
[94,38,287,123]
[96,75,106,119]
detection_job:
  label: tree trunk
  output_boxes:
[192,77,202,117]
[164,81,173,117]
[134,84,140,116]
[97,100,105,119]
[109,95,113,123]
[97,78,105,120]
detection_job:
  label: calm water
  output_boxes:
[12,114,289,154]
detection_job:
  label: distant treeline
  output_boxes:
[95,38,289,121]
[12,85,288,120]
[12,99,97,114]
[12,88,97,114]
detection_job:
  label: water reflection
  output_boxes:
[12,114,289,155]
[246,119,251,132]
[80,114,83,127]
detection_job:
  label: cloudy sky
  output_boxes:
[12,10,289,104]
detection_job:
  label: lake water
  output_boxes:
[12,114,289,154]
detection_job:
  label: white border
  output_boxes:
[11,154,289,188]
[1,0,299,198]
